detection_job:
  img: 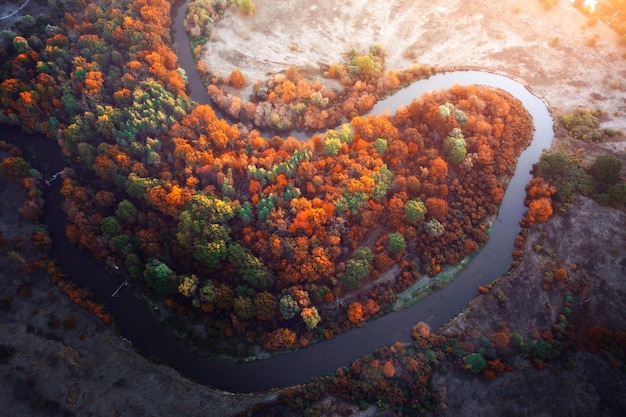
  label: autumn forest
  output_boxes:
[0,0,538,354]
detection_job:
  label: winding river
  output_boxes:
[2,0,553,393]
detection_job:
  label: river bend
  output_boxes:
[2,0,553,393]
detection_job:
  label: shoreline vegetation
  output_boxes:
[0,0,625,415]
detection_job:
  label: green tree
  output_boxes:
[405,199,426,224]
[388,232,406,253]
[177,193,234,269]
[100,216,120,235]
[323,135,341,156]
[534,150,593,201]
[110,234,135,255]
[374,138,387,154]
[464,353,486,373]
[254,292,278,321]
[234,295,254,319]
[115,199,138,224]
[607,182,626,207]
[341,247,373,288]
[228,243,273,289]
[199,280,216,304]
[443,128,466,164]
[372,164,393,201]
[144,259,176,296]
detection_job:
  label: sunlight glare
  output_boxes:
[582,0,598,13]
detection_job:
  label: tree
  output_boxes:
[228,243,273,289]
[341,247,373,289]
[198,280,216,304]
[234,295,254,319]
[382,360,395,378]
[115,199,138,224]
[0,156,30,179]
[443,128,467,164]
[374,138,387,154]
[348,302,364,323]
[372,164,393,201]
[279,294,300,319]
[464,353,486,373]
[178,275,199,298]
[100,216,121,235]
[425,197,448,221]
[388,232,406,253]
[144,259,176,296]
[254,292,278,321]
[430,157,448,180]
[228,69,246,88]
[404,199,426,224]
[236,0,256,15]
[301,306,321,330]
[526,197,553,224]
[425,219,445,237]
[177,193,234,269]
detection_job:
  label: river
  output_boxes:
[1,0,553,393]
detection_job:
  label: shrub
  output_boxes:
[236,0,255,15]
[590,154,622,184]
[560,108,601,141]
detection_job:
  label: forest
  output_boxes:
[0,0,543,354]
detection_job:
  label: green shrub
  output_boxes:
[590,154,622,184]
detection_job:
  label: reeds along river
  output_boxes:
[0,0,553,393]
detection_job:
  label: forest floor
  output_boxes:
[1,0,626,416]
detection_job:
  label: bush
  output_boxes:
[236,0,255,15]
[560,108,602,141]
[590,154,622,184]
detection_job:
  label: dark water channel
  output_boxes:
[0,1,553,393]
